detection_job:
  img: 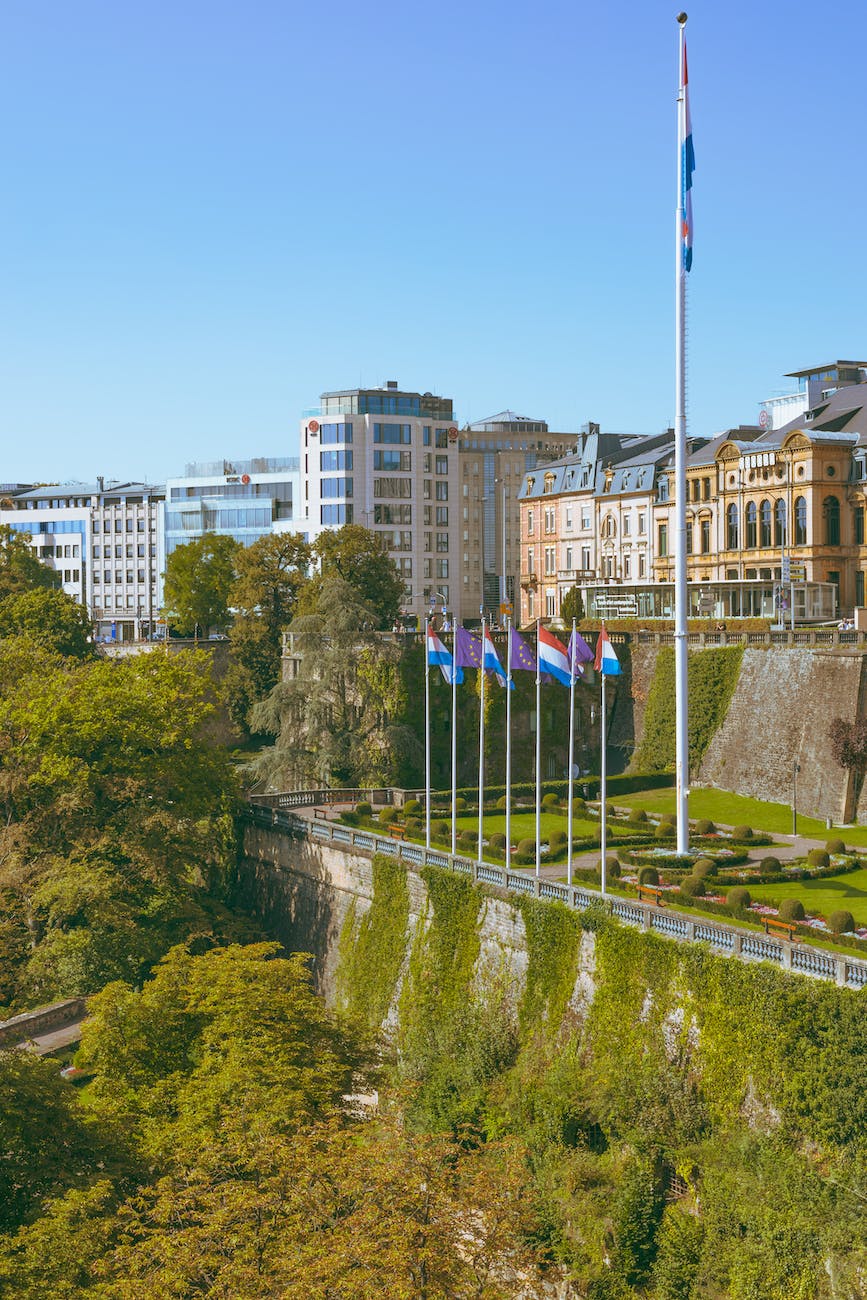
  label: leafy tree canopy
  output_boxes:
[0,587,93,659]
[161,533,240,637]
[298,524,405,629]
[0,524,58,604]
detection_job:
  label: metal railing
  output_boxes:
[242,805,867,991]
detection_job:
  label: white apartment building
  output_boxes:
[0,480,165,642]
[164,457,304,556]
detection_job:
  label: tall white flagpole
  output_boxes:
[424,617,431,849]
[451,619,458,857]
[505,621,513,866]
[478,618,486,864]
[535,620,542,879]
[567,618,577,888]
[674,12,690,855]
[600,670,608,896]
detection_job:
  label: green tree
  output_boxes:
[161,533,240,638]
[298,524,405,629]
[0,525,58,603]
[225,533,313,727]
[251,576,421,787]
[0,587,93,659]
[560,586,585,624]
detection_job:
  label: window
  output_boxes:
[435,482,448,500]
[581,507,591,530]
[322,477,353,498]
[745,502,757,548]
[658,523,668,557]
[436,559,449,579]
[825,496,840,546]
[727,503,739,549]
[692,480,701,502]
[93,521,100,533]
[857,571,865,605]
[320,422,352,444]
[435,429,449,448]
[856,507,865,546]
[527,510,534,535]
[93,573,100,584]
[137,569,145,582]
[104,569,112,583]
[565,507,573,531]
[374,504,411,525]
[126,571,133,584]
[374,423,411,445]
[321,449,353,471]
[435,456,448,475]
[374,478,411,499]
[373,449,409,471]
[93,544,100,558]
[321,504,352,525]
[638,512,646,535]
[623,553,631,578]
[115,520,122,532]
[528,547,535,573]
[581,546,591,571]
[546,589,556,618]
[527,589,535,620]
[638,553,645,578]
[775,499,787,547]
[700,518,711,553]
[565,545,572,570]
[685,523,693,554]
[137,519,145,532]
[544,508,555,534]
[436,532,449,552]
[423,426,431,446]
[795,496,807,545]
[544,546,555,575]
[622,514,631,536]
[703,477,711,500]
[760,500,772,548]
[126,544,134,558]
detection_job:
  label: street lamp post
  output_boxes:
[792,759,800,836]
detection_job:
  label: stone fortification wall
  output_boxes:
[698,648,866,822]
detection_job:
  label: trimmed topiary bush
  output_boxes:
[826,838,846,854]
[628,808,649,824]
[727,886,751,912]
[759,856,781,873]
[431,819,450,841]
[599,856,620,878]
[403,799,422,817]
[496,795,508,810]
[458,829,475,847]
[679,875,706,899]
[655,822,675,839]
[733,825,753,840]
[660,812,676,826]
[548,830,567,852]
[379,806,396,825]
[571,796,586,813]
[639,866,660,886]
[807,849,830,869]
[405,817,423,835]
[828,909,855,934]
[778,898,805,922]
[542,792,560,809]
[454,796,468,813]
[692,858,716,878]
[694,818,716,835]
[488,832,506,853]
[356,801,372,818]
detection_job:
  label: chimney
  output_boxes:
[385,380,398,390]
[97,475,104,493]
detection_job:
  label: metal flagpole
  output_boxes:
[505,620,513,865]
[424,616,431,849]
[478,618,486,864]
[674,11,690,855]
[451,618,458,857]
[535,620,542,879]
[567,618,577,887]
[600,670,608,896]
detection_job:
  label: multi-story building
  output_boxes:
[0,479,165,642]
[164,457,302,556]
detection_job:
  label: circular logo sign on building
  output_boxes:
[759,409,769,430]
[308,419,320,434]
[448,425,458,442]
[241,474,251,484]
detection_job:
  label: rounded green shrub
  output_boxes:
[733,825,753,840]
[807,849,830,869]
[679,875,705,899]
[628,808,648,824]
[727,886,751,912]
[379,806,396,825]
[828,909,855,934]
[458,829,476,847]
[403,799,422,817]
[496,795,508,810]
[759,856,781,873]
[571,796,586,813]
[660,812,677,826]
[454,796,468,813]
[638,866,660,886]
[516,838,536,857]
[542,792,560,809]
[655,821,675,839]
[431,819,450,841]
[548,830,567,852]
[826,838,846,855]
[692,857,716,878]
[404,817,423,835]
[488,832,506,853]
[599,856,620,878]
[356,801,372,818]
[778,897,805,922]
[694,818,716,835]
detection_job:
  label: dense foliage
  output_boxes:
[634,646,744,774]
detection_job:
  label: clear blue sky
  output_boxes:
[1,0,864,483]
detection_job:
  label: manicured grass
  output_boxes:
[746,870,867,928]
[454,811,601,843]
[613,786,867,847]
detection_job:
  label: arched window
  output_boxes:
[727,503,739,550]
[746,501,757,548]
[760,500,772,548]
[795,496,807,546]
[774,499,787,547]
[825,496,840,546]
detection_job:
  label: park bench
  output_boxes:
[762,916,800,942]
[637,884,666,907]
[313,808,328,821]
[388,824,406,841]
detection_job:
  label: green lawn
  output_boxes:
[611,786,867,847]
[747,871,867,928]
[454,811,601,844]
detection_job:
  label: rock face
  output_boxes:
[698,648,867,822]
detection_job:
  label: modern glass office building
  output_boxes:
[164,457,303,555]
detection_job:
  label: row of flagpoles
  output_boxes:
[424,619,621,892]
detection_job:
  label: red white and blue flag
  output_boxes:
[681,40,694,272]
[594,626,621,677]
[427,628,461,685]
[537,625,572,688]
[482,625,510,687]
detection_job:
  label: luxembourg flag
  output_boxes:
[482,625,509,687]
[427,628,462,685]
[537,625,572,688]
[594,626,621,677]
[681,38,694,273]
